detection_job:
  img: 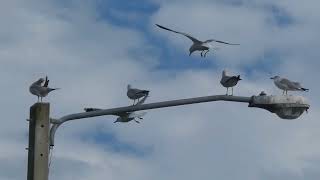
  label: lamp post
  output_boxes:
[27,93,310,180]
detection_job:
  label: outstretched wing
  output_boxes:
[204,39,240,45]
[156,24,201,43]
[128,112,147,118]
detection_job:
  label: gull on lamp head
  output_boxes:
[249,92,310,119]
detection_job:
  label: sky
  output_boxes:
[0,0,320,179]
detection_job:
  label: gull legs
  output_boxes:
[204,50,209,57]
[36,96,43,102]
[225,87,234,96]
[200,50,210,57]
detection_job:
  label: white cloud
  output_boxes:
[1,0,320,180]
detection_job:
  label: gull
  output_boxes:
[29,77,59,102]
[156,24,239,57]
[127,84,149,105]
[270,76,309,95]
[83,107,147,124]
[114,111,147,124]
[220,69,242,95]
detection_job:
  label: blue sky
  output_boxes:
[1,0,320,180]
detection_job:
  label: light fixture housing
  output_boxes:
[249,92,310,119]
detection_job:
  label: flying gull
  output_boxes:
[127,84,149,105]
[270,76,308,95]
[220,69,242,96]
[156,24,239,57]
[29,77,59,102]
[83,107,147,124]
[114,111,147,124]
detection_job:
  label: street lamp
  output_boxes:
[249,92,310,119]
[27,93,310,180]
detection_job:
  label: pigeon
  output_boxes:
[270,76,308,95]
[127,84,149,105]
[156,24,239,57]
[29,77,59,102]
[220,69,242,95]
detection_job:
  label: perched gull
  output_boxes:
[29,77,59,102]
[127,84,149,105]
[220,69,242,96]
[270,76,309,95]
[114,112,147,124]
[155,24,239,57]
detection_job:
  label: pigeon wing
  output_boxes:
[156,24,201,43]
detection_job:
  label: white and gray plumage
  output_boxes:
[127,84,149,105]
[29,77,59,102]
[83,107,147,124]
[155,24,239,57]
[220,69,242,96]
[114,112,147,124]
[270,76,309,95]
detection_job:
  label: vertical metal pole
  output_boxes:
[27,103,50,180]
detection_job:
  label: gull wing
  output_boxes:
[156,24,201,43]
[128,112,147,118]
[43,76,49,87]
[279,78,291,85]
[133,89,149,95]
[204,39,240,45]
[225,76,238,83]
[292,82,302,88]
[279,78,295,89]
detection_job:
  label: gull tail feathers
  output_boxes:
[48,88,60,92]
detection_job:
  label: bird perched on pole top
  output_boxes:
[220,69,242,96]
[270,76,308,95]
[29,76,59,102]
[155,24,239,58]
[127,84,149,105]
